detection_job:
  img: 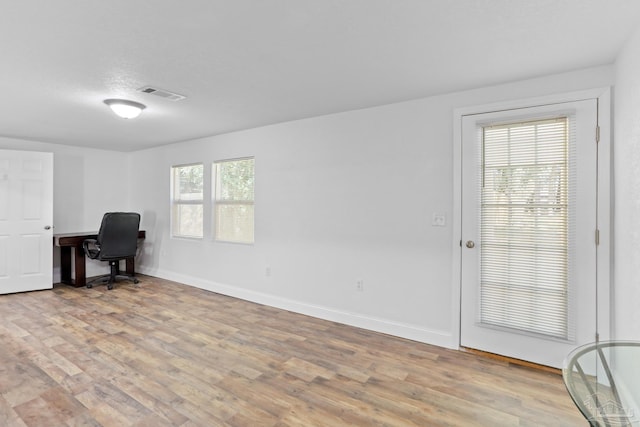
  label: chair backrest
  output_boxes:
[96,212,141,260]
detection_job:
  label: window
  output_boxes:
[480,117,571,338]
[171,163,204,238]
[213,158,254,243]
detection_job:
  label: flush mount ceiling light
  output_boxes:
[104,99,146,119]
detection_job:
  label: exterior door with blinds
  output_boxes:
[460,99,598,368]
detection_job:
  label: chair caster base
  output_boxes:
[85,273,139,291]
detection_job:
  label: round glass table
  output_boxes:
[563,341,640,426]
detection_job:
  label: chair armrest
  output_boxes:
[83,239,100,259]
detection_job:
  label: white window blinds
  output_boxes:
[213,158,255,244]
[480,117,574,339]
[171,163,204,238]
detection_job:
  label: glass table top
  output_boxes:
[563,341,640,426]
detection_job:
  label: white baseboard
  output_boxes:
[138,266,456,349]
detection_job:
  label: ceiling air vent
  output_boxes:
[137,86,186,101]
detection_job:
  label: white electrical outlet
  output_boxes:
[265,266,271,277]
[432,213,446,227]
[356,279,364,291]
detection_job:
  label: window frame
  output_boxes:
[212,157,255,244]
[170,162,205,239]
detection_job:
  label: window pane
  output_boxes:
[215,204,254,243]
[173,204,203,238]
[480,118,570,339]
[174,164,203,201]
[217,159,254,201]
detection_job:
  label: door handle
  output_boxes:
[44,225,52,230]
[465,240,475,248]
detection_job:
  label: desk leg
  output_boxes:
[125,258,135,276]
[74,247,86,287]
[60,246,72,285]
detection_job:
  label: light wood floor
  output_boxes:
[0,275,585,426]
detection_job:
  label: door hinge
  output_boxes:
[595,229,600,245]
[596,126,600,143]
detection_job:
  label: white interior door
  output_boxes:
[460,99,598,368]
[0,150,53,294]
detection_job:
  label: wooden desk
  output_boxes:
[54,230,146,287]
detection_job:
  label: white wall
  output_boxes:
[614,26,640,340]
[129,65,613,347]
[0,137,130,281]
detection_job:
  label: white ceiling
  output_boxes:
[1,0,639,152]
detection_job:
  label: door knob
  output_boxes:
[44,225,52,230]
[465,240,475,248]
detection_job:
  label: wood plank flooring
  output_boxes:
[0,275,585,426]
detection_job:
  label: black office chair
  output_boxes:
[83,212,141,290]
